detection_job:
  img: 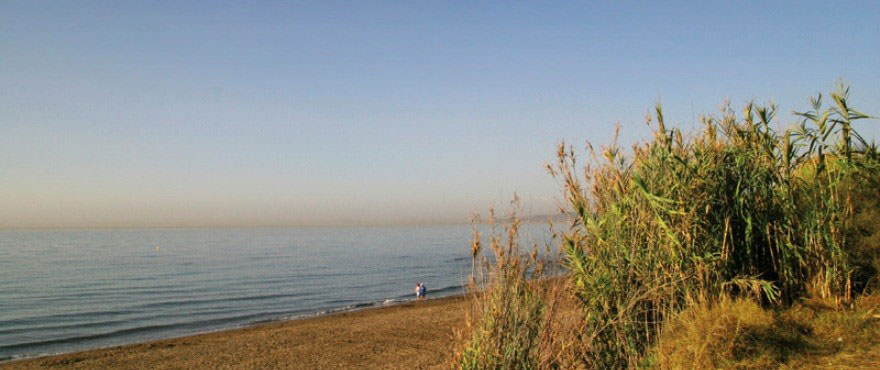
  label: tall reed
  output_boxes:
[456,85,879,369]
[455,200,547,369]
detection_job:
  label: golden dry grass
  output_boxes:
[653,293,880,369]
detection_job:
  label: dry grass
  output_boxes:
[653,293,880,369]
[653,298,778,369]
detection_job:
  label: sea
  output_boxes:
[0,224,551,361]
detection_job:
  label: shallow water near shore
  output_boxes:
[0,224,550,360]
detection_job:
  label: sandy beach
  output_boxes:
[2,296,467,369]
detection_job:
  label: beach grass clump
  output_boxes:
[653,291,880,369]
[651,297,781,369]
[455,84,880,369]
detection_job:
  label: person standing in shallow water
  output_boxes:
[419,283,427,299]
[415,283,422,299]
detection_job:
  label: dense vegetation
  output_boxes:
[455,85,880,369]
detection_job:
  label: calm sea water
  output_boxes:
[0,224,550,361]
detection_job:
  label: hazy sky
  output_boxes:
[2,1,879,228]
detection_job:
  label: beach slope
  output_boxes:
[3,296,466,369]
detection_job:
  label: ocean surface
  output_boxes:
[0,224,550,361]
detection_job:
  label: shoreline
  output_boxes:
[1,294,468,369]
[1,287,465,363]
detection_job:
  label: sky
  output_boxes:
[1,1,879,229]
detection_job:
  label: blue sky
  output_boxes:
[1,1,879,228]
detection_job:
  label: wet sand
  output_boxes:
[2,296,467,369]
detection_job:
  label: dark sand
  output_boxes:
[2,296,467,369]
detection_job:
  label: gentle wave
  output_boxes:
[0,225,546,360]
[0,288,465,361]
[0,312,280,352]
